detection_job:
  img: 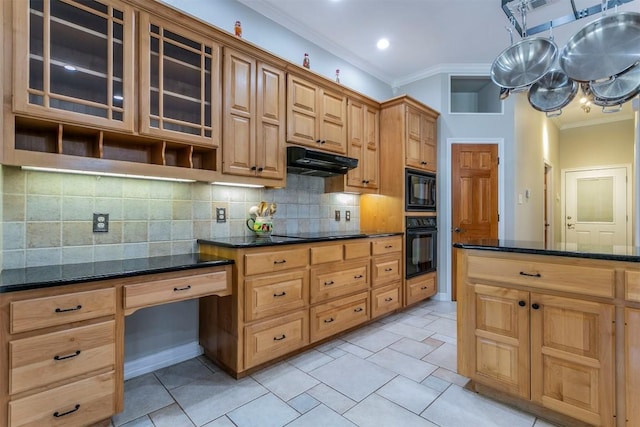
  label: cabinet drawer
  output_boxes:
[245,270,308,322]
[371,236,402,255]
[344,241,370,260]
[371,254,402,287]
[310,292,369,342]
[466,254,615,299]
[371,282,401,318]
[310,260,368,304]
[310,244,343,265]
[406,273,437,306]
[124,269,229,311]
[244,310,308,368]
[10,321,115,395]
[11,288,116,334]
[9,371,115,427]
[625,270,640,302]
[245,248,308,276]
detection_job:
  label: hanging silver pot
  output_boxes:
[588,62,640,103]
[491,10,558,91]
[559,11,640,82]
[528,69,578,117]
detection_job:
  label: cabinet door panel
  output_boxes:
[530,294,614,426]
[472,284,530,398]
[256,63,285,180]
[405,107,422,168]
[287,76,318,144]
[626,308,640,425]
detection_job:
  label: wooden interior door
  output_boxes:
[451,144,498,300]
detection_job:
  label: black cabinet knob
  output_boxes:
[518,300,526,307]
[531,303,540,310]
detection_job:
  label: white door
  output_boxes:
[564,166,630,247]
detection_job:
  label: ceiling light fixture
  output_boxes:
[376,38,389,50]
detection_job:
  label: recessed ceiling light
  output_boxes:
[377,38,389,50]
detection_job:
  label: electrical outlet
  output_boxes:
[93,213,109,232]
[216,207,226,223]
[345,210,351,221]
[335,210,340,221]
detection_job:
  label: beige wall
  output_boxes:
[559,120,635,170]
[2,168,360,269]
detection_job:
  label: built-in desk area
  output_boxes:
[0,254,233,427]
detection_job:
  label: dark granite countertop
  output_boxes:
[197,231,403,249]
[0,253,234,293]
[454,239,640,263]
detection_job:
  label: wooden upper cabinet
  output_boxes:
[222,48,285,181]
[287,74,347,154]
[12,0,135,132]
[139,13,221,147]
[405,106,436,172]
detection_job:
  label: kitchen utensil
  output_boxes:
[249,205,259,219]
[257,201,267,216]
[269,203,277,216]
[527,68,578,117]
[490,11,557,90]
[588,62,640,105]
[559,11,640,82]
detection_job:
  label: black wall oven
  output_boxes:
[405,216,437,279]
[405,169,436,211]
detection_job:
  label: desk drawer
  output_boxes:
[124,270,229,310]
[9,371,115,427]
[245,248,308,276]
[11,288,116,334]
[244,310,308,368]
[371,236,402,255]
[10,321,115,395]
[310,292,369,342]
[310,260,368,303]
[466,254,615,299]
[245,270,308,322]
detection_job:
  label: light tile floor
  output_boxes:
[102,300,558,427]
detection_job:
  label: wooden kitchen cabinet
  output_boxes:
[139,12,221,147]
[625,308,640,426]
[326,98,380,193]
[287,73,347,154]
[457,249,616,427]
[310,291,369,342]
[222,48,286,183]
[405,273,437,306]
[12,0,135,132]
[405,106,437,172]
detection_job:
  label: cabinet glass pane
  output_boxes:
[577,177,614,222]
[27,0,126,122]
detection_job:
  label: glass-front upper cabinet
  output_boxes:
[139,13,221,147]
[13,0,135,131]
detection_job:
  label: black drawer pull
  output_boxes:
[273,259,287,264]
[54,350,81,361]
[173,285,192,292]
[273,291,287,297]
[532,303,540,310]
[518,300,526,307]
[324,281,335,286]
[519,271,541,278]
[324,317,335,323]
[354,275,364,279]
[273,334,286,341]
[384,268,393,272]
[420,286,428,290]
[55,305,82,313]
[384,245,393,249]
[384,297,394,302]
[53,404,80,418]
[354,307,363,313]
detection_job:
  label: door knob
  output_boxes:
[567,223,575,229]
[453,227,464,233]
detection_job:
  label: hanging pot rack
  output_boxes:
[502,0,636,36]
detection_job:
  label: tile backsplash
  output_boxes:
[2,167,360,269]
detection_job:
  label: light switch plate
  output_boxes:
[345,210,351,221]
[335,210,340,221]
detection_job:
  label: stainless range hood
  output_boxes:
[286,146,358,177]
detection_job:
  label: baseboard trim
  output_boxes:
[124,341,204,380]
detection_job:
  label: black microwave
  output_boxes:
[405,169,436,211]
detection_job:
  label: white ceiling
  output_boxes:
[237,0,638,128]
